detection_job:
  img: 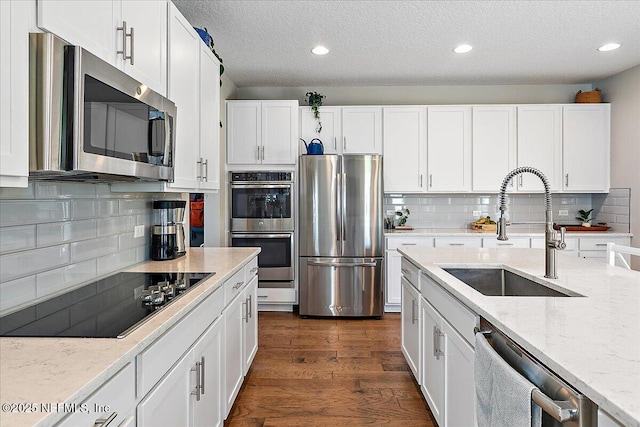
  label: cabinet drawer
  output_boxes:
[257,287,296,304]
[400,258,420,289]
[482,237,529,248]
[137,288,224,397]
[434,237,482,248]
[579,237,628,251]
[420,272,477,346]
[57,363,135,427]
[386,236,434,250]
[224,268,246,306]
[245,256,259,283]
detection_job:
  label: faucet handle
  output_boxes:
[558,226,567,249]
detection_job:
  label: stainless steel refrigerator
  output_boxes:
[298,154,384,317]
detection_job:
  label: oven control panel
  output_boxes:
[230,171,293,182]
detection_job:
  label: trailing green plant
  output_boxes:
[396,208,411,227]
[576,209,594,224]
[305,91,325,133]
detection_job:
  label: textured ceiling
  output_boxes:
[172,0,640,87]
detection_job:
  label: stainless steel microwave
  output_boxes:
[29,33,176,181]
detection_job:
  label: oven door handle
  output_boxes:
[231,233,292,239]
[230,184,292,189]
[308,261,377,268]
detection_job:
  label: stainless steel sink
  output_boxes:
[442,268,581,297]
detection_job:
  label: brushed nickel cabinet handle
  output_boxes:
[94,412,118,427]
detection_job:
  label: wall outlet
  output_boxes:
[558,209,569,217]
[134,225,145,238]
[472,210,482,217]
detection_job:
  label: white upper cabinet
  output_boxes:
[563,104,610,192]
[383,107,427,192]
[427,106,472,192]
[342,107,383,154]
[197,47,221,190]
[37,0,168,96]
[167,3,200,189]
[300,106,341,154]
[472,106,517,192]
[227,101,298,165]
[0,0,29,187]
[517,105,562,192]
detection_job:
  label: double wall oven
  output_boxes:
[229,172,295,290]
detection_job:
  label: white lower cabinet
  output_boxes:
[420,297,445,426]
[400,258,478,427]
[401,276,421,382]
[137,316,224,427]
[243,276,259,375]
[57,363,135,427]
[385,237,434,310]
[434,237,482,248]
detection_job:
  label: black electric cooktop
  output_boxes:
[0,271,214,339]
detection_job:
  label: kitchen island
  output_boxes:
[0,247,259,427]
[398,246,639,427]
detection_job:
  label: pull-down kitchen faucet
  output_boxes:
[497,167,566,279]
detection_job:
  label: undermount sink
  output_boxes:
[442,268,581,297]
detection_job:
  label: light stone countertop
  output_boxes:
[0,247,260,427]
[398,246,640,427]
[385,227,633,238]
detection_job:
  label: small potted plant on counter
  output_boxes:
[576,209,594,227]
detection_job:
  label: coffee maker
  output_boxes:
[151,200,187,260]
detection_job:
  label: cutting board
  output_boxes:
[553,223,611,232]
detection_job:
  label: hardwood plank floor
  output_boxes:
[225,312,437,427]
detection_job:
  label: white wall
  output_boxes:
[237,83,592,105]
[204,73,237,247]
[596,65,640,269]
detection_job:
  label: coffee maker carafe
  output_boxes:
[151,200,186,260]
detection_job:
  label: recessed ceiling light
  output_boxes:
[598,43,621,52]
[453,44,473,54]
[311,45,329,55]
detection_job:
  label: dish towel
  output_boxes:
[475,332,542,427]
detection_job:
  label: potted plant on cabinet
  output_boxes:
[305,91,325,133]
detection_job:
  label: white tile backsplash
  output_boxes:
[0,181,173,314]
[0,276,37,312]
[0,226,36,254]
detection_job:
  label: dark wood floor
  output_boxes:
[225,312,437,427]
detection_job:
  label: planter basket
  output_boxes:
[575,88,601,103]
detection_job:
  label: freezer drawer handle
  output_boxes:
[308,261,377,268]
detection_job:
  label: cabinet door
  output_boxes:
[37,0,117,65]
[427,106,472,191]
[342,107,382,154]
[383,107,427,192]
[167,3,200,189]
[300,106,341,154]
[243,276,259,375]
[443,321,476,427]
[517,106,562,192]
[223,293,245,417]
[227,101,261,164]
[420,297,445,427]
[563,105,610,192]
[193,317,224,427]
[198,47,221,190]
[137,351,191,427]
[472,106,516,191]
[385,250,402,306]
[401,278,421,382]
[0,0,29,187]
[262,101,298,164]
[121,0,167,96]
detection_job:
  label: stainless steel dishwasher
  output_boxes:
[476,318,597,427]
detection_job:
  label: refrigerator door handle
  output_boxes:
[308,261,378,268]
[336,167,342,244]
[341,171,347,243]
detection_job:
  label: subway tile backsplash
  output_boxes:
[384,191,630,231]
[0,182,176,315]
